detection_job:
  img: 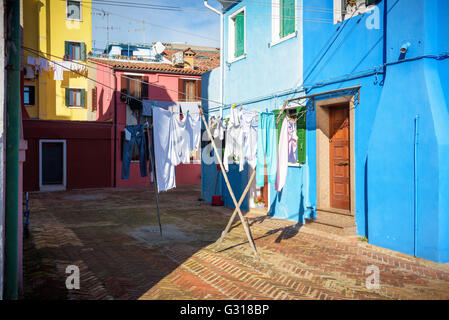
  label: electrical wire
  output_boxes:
[22,46,449,116]
[23,46,220,107]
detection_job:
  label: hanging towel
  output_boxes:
[142,99,152,116]
[223,108,244,172]
[178,101,200,115]
[287,119,298,163]
[172,114,191,165]
[275,117,289,192]
[240,110,258,170]
[153,107,176,192]
[256,112,277,187]
[209,116,225,140]
[186,112,201,151]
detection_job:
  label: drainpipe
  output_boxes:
[382,0,388,82]
[204,0,224,117]
[5,0,21,300]
[113,70,117,188]
[414,115,419,257]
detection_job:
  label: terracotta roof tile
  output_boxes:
[88,46,220,75]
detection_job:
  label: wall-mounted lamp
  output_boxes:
[400,42,411,54]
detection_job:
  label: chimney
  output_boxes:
[183,48,196,69]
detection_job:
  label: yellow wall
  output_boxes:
[23,0,93,120]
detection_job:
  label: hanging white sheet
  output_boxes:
[153,107,176,192]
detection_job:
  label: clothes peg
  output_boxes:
[232,103,237,109]
[239,104,243,111]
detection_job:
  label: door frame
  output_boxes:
[316,96,356,214]
[39,139,67,191]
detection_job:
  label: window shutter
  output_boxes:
[65,88,70,106]
[196,80,201,102]
[92,87,97,111]
[234,12,244,58]
[29,86,35,105]
[281,0,295,38]
[178,78,185,101]
[80,42,86,61]
[80,89,86,107]
[120,75,127,91]
[64,41,70,60]
[273,109,286,145]
[142,76,149,99]
[296,106,306,164]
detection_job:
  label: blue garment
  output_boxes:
[122,124,148,180]
[256,112,277,187]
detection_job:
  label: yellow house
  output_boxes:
[23,0,94,120]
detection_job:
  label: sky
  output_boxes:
[91,0,222,51]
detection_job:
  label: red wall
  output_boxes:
[95,64,202,188]
[23,119,114,191]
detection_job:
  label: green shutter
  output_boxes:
[273,109,286,144]
[80,89,86,107]
[65,88,70,106]
[280,0,295,38]
[65,41,70,59]
[80,42,86,61]
[29,86,35,105]
[296,106,306,164]
[234,12,245,58]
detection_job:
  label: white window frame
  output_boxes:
[333,0,375,24]
[66,0,82,22]
[39,140,67,191]
[227,6,247,64]
[271,0,298,47]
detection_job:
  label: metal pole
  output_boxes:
[5,0,21,300]
[146,123,162,237]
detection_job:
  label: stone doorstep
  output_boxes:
[305,208,357,236]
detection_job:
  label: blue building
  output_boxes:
[201,0,449,263]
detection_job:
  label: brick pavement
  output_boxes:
[22,185,449,300]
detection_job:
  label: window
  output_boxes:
[334,0,380,24]
[178,78,201,102]
[121,49,132,58]
[228,7,246,62]
[64,41,86,61]
[121,75,148,99]
[67,1,81,20]
[271,0,297,45]
[65,88,86,107]
[23,86,35,106]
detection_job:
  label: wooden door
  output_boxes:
[329,106,350,211]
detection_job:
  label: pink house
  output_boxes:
[89,45,219,188]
